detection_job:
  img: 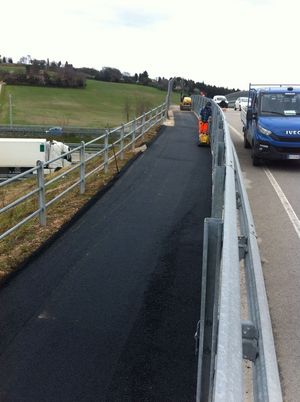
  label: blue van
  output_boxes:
[241,84,300,165]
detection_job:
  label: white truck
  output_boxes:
[0,138,71,175]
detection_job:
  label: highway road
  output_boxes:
[0,110,212,401]
[226,108,300,402]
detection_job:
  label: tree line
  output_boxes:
[0,54,240,95]
[0,57,85,88]
[76,68,240,96]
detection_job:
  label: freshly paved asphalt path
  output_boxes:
[0,110,212,402]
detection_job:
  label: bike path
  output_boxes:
[0,110,212,402]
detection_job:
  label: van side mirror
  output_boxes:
[246,109,257,120]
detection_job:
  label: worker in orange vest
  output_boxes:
[198,101,212,135]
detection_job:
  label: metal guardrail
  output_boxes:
[0,125,107,136]
[0,102,168,241]
[192,95,282,401]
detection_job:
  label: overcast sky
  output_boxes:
[2,0,299,90]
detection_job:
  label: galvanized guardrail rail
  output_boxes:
[0,102,168,241]
[0,124,108,136]
[193,95,282,401]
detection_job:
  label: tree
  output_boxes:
[50,61,58,71]
[139,70,150,85]
[99,67,122,82]
[157,77,169,91]
[18,56,26,64]
[77,67,101,79]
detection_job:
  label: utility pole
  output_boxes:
[9,94,13,127]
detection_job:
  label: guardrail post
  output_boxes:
[104,129,109,174]
[159,104,163,122]
[164,100,168,119]
[36,160,46,226]
[146,111,150,130]
[132,119,136,151]
[80,141,85,194]
[155,107,158,124]
[196,217,223,402]
[137,116,142,137]
[212,166,226,218]
[163,103,166,121]
[141,113,146,141]
[149,109,153,127]
[120,124,125,160]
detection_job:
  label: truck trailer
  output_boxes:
[0,138,71,175]
[241,84,300,165]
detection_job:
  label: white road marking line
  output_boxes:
[264,168,300,239]
[228,123,243,139]
[228,123,300,239]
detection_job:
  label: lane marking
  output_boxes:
[228,123,243,139]
[264,168,300,239]
[228,123,300,239]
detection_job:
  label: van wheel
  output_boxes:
[252,155,260,166]
[251,146,260,166]
[244,133,251,149]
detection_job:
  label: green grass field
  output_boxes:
[0,79,175,128]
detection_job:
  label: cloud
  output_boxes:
[111,8,167,28]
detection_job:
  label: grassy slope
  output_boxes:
[0,80,169,128]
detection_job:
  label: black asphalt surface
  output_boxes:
[0,110,212,402]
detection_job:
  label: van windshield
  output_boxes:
[260,93,300,116]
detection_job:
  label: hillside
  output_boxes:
[0,80,170,128]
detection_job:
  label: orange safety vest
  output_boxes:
[198,120,209,134]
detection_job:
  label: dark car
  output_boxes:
[45,126,63,135]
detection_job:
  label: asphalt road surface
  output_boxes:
[0,109,212,402]
[226,108,300,402]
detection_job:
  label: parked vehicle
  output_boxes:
[0,138,71,175]
[180,95,192,111]
[234,97,249,111]
[241,84,300,165]
[45,126,63,135]
[213,95,228,108]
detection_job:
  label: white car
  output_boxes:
[234,97,249,111]
[213,95,229,108]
